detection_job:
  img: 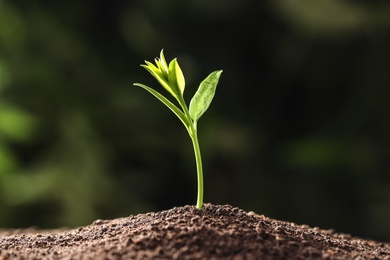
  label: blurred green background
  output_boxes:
[1,0,389,242]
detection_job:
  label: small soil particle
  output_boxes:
[0,203,389,259]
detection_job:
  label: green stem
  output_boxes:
[191,127,203,209]
[177,97,204,209]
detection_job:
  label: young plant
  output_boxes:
[134,50,222,209]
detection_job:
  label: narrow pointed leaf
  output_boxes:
[141,64,176,98]
[189,70,223,122]
[133,83,188,128]
[154,57,168,81]
[142,61,161,76]
[159,49,169,74]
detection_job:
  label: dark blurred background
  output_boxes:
[0,0,389,242]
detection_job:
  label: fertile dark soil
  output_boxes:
[0,203,389,259]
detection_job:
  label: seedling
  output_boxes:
[134,50,222,209]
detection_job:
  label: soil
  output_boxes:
[0,203,389,259]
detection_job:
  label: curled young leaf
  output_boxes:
[168,58,185,96]
[141,62,174,97]
[139,50,185,99]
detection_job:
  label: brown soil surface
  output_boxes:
[0,203,389,259]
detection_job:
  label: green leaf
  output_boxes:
[168,58,185,96]
[189,70,222,122]
[133,83,189,128]
[159,49,169,74]
[141,63,176,98]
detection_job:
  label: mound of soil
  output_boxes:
[0,203,389,259]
